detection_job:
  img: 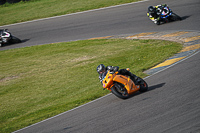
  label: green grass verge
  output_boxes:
[0,0,141,26]
[0,39,182,132]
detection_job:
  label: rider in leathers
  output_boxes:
[147,4,168,25]
[96,64,141,86]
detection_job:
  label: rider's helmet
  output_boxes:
[148,6,155,14]
[97,64,106,74]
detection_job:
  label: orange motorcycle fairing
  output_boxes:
[113,74,140,94]
[101,70,148,99]
[102,72,115,91]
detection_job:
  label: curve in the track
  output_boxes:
[90,30,200,75]
[0,0,200,51]
[1,0,199,132]
[12,32,200,133]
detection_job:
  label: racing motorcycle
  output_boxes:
[102,68,148,99]
[157,5,182,24]
[0,29,21,47]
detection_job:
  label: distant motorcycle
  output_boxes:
[157,6,182,24]
[0,29,21,47]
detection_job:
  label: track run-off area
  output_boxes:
[0,0,199,132]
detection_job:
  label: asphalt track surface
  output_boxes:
[0,0,200,50]
[1,0,198,132]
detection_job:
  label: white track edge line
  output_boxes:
[144,50,200,79]
[13,50,200,133]
[12,1,150,132]
[12,94,111,133]
[1,0,149,28]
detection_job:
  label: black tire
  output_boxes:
[111,82,129,99]
[138,78,148,92]
[10,36,22,43]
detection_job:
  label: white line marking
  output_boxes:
[12,94,111,133]
[12,0,149,132]
[10,0,200,132]
[1,0,149,28]
[144,50,200,79]
[13,50,200,133]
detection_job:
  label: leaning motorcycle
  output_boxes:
[157,6,182,24]
[102,69,148,99]
[0,29,21,47]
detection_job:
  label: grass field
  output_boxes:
[0,0,142,26]
[0,0,184,132]
[0,39,182,132]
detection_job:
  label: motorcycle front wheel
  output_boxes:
[111,82,129,99]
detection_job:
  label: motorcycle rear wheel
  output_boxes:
[111,82,129,99]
